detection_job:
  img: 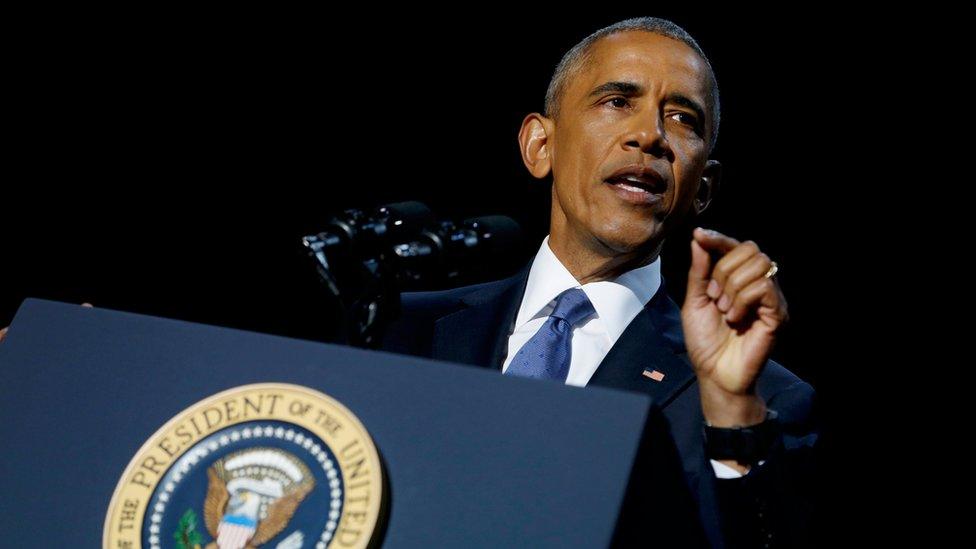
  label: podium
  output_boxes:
[0,299,704,547]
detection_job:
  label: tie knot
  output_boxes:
[550,288,595,327]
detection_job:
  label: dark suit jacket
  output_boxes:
[381,264,819,548]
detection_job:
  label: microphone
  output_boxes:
[302,201,435,259]
[300,202,523,347]
[391,215,523,286]
[301,201,435,295]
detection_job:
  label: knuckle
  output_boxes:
[727,270,747,292]
[713,263,729,281]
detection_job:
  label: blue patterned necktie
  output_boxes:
[504,287,596,382]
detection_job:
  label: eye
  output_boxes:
[605,96,630,109]
[669,111,699,129]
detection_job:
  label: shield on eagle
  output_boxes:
[202,447,314,549]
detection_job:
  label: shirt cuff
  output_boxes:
[709,459,766,479]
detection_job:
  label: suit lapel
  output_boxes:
[430,265,529,369]
[587,281,697,409]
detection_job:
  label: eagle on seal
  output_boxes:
[201,448,315,549]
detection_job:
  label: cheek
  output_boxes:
[665,181,696,222]
[564,120,616,174]
[669,151,708,210]
[554,140,604,216]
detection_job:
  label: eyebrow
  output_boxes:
[588,81,643,98]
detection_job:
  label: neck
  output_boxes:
[548,229,662,284]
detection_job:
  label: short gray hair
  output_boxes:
[544,17,721,152]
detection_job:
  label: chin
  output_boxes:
[594,220,664,255]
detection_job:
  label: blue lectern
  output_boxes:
[0,299,704,547]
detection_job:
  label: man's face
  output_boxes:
[547,31,716,256]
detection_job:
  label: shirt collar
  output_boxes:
[515,236,662,344]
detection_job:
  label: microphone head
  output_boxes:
[374,201,436,240]
[462,215,523,256]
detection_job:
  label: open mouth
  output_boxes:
[604,165,667,203]
[606,175,666,194]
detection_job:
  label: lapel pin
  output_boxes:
[642,369,665,382]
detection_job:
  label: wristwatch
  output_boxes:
[703,408,780,465]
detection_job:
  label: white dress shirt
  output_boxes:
[501,236,745,479]
[501,235,661,387]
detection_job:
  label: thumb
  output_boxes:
[686,237,713,304]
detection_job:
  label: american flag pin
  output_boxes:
[642,369,665,382]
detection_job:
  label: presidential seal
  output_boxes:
[104,383,385,549]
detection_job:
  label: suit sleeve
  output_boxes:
[705,379,820,548]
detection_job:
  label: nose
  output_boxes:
[621,111,673,161]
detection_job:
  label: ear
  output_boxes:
[693,159,722,214]
[517,113,554,179]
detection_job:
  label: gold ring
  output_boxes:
[764,261,779,279]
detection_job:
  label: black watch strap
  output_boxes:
[703,409,780,465]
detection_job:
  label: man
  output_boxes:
[380,17,817,547]
[0,16,816,546]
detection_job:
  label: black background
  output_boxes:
[4,8,916,540]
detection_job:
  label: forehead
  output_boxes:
[571,30,712,102]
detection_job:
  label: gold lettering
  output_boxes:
[340,440,362,459]
[117,498,139,532]
[243,395,262,417]
[158,437,180,458]
[224,399,240,422]
[346,480,370,491]
[130,471,151,489]
[140,455,167,475]
[315,409,343,436]
[289,399,311,417]
[202,407,223,430]
[175,424,194,446]
[337,527,361,546]
[344,457,368,480]
[267,393,282,414]
[346,494,371,507]
[344,509,368,525]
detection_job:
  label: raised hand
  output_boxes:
[682,228,788,428]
